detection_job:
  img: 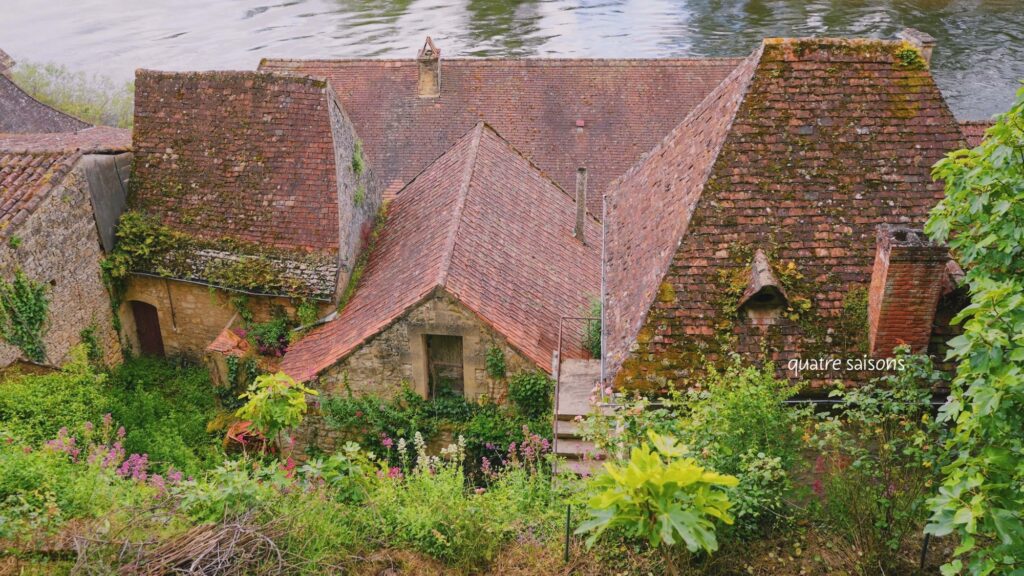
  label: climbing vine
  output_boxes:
[0,271,50,363]
[339,202,389,311]
[485,344,506,379]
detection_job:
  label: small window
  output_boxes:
[425,334,464,398]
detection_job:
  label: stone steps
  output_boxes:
[553,358,606,476]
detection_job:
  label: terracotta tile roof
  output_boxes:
[0,126,131,237]
[0,74,90,133]
[131,70,343,255]
[604,49,761,375]
[605,38,967,387]
[282,123,600,382]
[259,56,742,216]
[959,120,991,147]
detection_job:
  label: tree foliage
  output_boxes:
[235,372,317,452]
[924,85,1024,576]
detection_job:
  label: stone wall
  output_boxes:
[294,293,537,456]
[0,158,122,368]
[316,293,534,401]
[326,87,383,299]
[120,276,333,359]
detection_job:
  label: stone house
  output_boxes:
[603,37,971,391]
[122,70,382,357]
[280,123,601,400]
[0,127,131,368]
[108,33,990,399]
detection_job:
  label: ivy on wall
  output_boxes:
[338,202,389,312]
[0,271,50,363]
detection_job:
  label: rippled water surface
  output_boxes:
[2,0,1022,118]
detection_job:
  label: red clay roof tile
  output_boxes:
[282,123,600,382]
[258,56,742,216]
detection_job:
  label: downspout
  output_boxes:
[599,192,607,403]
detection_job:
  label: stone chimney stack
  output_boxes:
[896,28,936,66]
[417,37,440,98]
[867,225,948,357]
[574,167,587,243]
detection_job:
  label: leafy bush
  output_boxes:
[236,372,317,451]
[576,431,738,575]
[924,85,1024,576]
[243,316,290,356]
[582,357,807,536]
[11,61,134,128]
[0,346,108,443]
[507,371,553,419]
[175,459,286,523]
[106,356,222,474]
[810,349,949,571]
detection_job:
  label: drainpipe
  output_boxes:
[599,192,607,402]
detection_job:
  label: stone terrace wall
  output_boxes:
[0,159,122,367]
[120,276,333,359]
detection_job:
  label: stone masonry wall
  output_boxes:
[0,160,121,367]
[327,87,382,298]
[120,276,332,359]
[296,294,536,455]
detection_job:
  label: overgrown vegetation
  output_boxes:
[582,298,601,358]
[0,270,49,363]
[923,84,1024,575]
[11,61,134,127]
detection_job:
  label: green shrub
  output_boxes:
[236,372,317,451]
[175,459,286,523]
[244,316,290,356]
[582,356,807,536]
[107,356,222,474]
[0,347,108,443]
[576,431,738,575]
[322,387,440,458]
[507,371,553,419]
[811,348,948,572]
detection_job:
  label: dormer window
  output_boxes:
[737,249,788,324]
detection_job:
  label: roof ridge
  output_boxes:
[437,122,484,288]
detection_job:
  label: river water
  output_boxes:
[2,0,1022,118]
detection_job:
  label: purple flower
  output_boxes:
[167,467,183,484]
[381,435,394,448]
[117,453,149,481]
[116,426,126,439]
[102,413,113,428]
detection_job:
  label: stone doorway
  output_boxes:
[130,301,165,357]
[425,334,464,397]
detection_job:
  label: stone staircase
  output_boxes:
[553,358,607,476]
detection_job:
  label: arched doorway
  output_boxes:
[130,301,165,357]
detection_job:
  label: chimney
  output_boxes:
[896,28,936,66]
[574,167,587,243]
[867,225,948,357]
[417,37,440,98]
